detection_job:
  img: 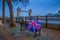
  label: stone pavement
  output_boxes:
[0,23,60,40]
[41,28,60,40]
[0,26,15,40]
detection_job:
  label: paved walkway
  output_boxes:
[0,21,15,40]
[0,26,15,40]
[0,22,60,40]
[41,28,60,40]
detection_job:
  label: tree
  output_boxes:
[2,0,5,23]
[2,0,29,27]
[6,0,15,27]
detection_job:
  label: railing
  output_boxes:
[21,16,60,28]
[0,16,60,29]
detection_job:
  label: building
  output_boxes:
[58,10,60,14]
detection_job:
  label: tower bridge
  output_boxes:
[17,7,32,18]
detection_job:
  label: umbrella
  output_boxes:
[25,20,42,32]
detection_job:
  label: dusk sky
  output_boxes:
[0,0,60,17]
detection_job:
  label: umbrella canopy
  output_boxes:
[25,20,42,32]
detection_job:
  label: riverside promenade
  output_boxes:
[0,20,60,40]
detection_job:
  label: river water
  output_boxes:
[40,20,60,25]
[16,19,60,25]
[0,17,60,25]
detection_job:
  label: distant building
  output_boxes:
[46,10,60,16]
[58,10,60,14]
[47,13,53,16]
[53,10,60,16]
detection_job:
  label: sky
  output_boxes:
[0,0,60,17]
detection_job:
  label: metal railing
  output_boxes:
[0,16,60,28]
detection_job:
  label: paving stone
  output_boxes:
[0,23,60,40]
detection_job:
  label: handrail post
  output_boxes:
[46,16,48,28]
